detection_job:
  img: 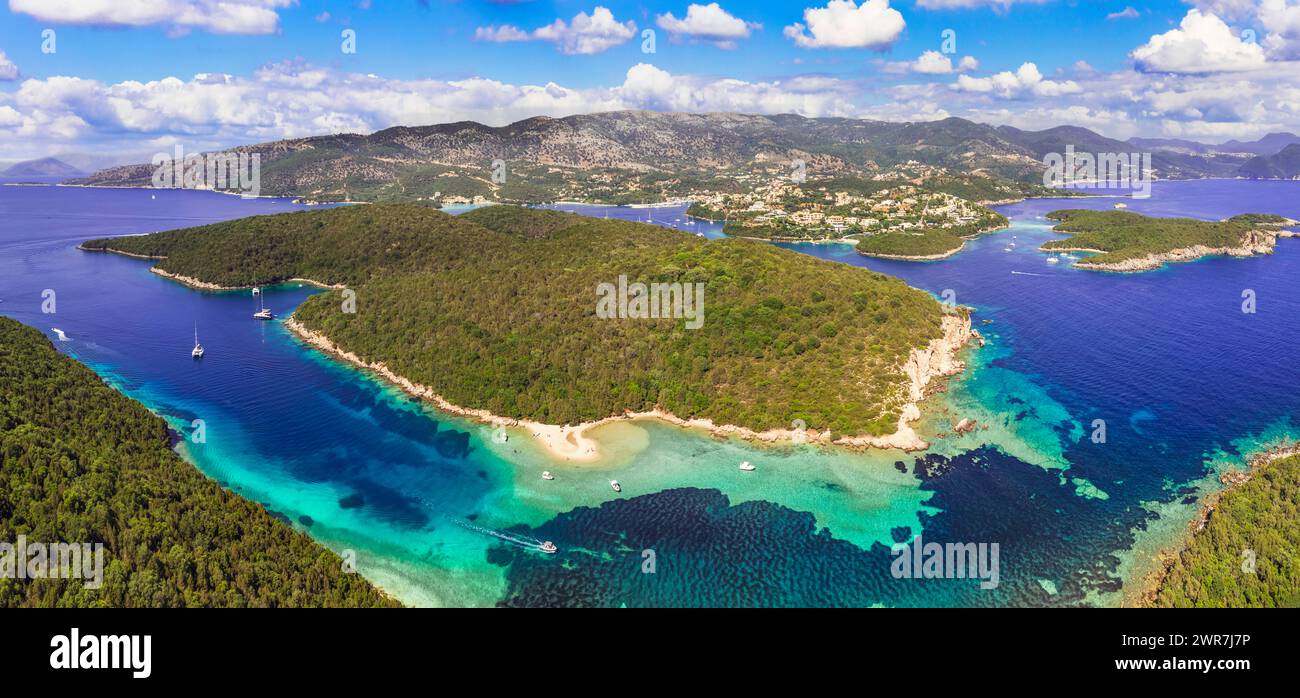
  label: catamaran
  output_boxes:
[192,325,205,359]
[253,296,273,320]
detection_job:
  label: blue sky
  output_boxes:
[1,1,1298,163]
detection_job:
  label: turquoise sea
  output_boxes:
[2,179,1297,606]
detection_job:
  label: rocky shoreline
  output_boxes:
[284,311,978,460]
[1136,439,1300,606]
[1072,231,1279,272]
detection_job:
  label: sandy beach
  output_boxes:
[283,312,977,463]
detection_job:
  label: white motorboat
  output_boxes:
[192,325,205,359]
[540,541,558,554]
[739,461,756,472]
[542,471,555,481]
[610,480,622,493]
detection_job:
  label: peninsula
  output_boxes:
[83,204,978,460]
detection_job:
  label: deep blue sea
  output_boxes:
[2,179,1297,606]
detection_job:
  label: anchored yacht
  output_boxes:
[253,296,273,320]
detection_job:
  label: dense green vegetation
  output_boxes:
[83,204,476,288]
[686,202,726,221]
[856,229,966,258]
[1154,455,1300,608]
[0,318,396,607]
[855,214,1009,259]
[87,205,950,437]
[1042,210,1289,267]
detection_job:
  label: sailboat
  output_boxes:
[192,324,205,359]
[253,295,273,320]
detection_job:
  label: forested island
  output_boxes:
[0,318,396,608]
[854,214,1010,260]
[1153,453,1300,608]
[1042,210,1298,272]
[84,205,975,453]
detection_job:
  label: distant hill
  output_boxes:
[67,111,1237,203]
[1240,143,1300,179]
[1219,132,1300,156]
[1129,133,1300,157]
[2,157,85,177]
[1127,137,1216,155]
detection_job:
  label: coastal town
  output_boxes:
[687,175,1007,241]
[400,157,1021,246]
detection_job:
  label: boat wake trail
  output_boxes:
[1010,271,1047,277]
[454,519,552,552]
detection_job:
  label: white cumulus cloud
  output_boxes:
[1131,10,1267,72]
[656,3,758,48]
[8,0,293,35]
[908,51,980,74]
[482,6,638,55]
[954,62,1082,97]
[784,0,905,50]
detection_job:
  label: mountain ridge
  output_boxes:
[67,111,1260,202]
